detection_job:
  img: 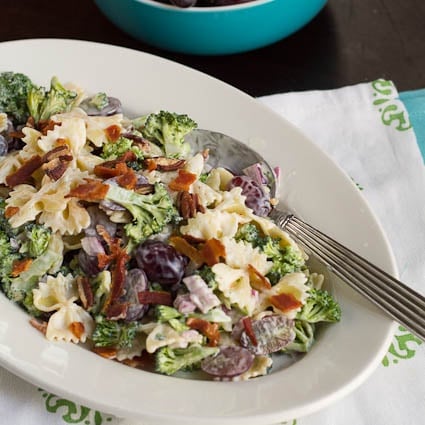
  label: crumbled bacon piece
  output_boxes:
[29,318,48,335]
[94,162,128,179]
[66,179,109,202]
[200,238,225,267]
[38,119,60,135]
[242,316,258,346]
[11,258,33,277]
[269,292,302,312]
[186,317,220,347]
[105,302,128,320]
[168,169,197,192]
[144,157,186,172]
[77,276,94,310]
[105,124,121,142]
[5,155,43,187]
[138,290,173,306]
[4,206,19,218]
[247,264,272,291]
[116,167,137,190]
[93,347,118,359]
[169,235,204,266]
[69,321,85,339]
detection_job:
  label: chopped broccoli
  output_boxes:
[105,182,179,243]
[260,238,305,284]
[155,305,188,332]
[19,223,51,258]
[140,110,197,158]
[235,223,262,245]
[87,92,108,110]
[101,136,144,161]
[155,344,219,375]
[297,288,341,323]
[7,232,63,302]
[196,265,217,290]
[235,224,305,284]
[0,71,34,124]
[282,320,315,353]
[27,76,78,123]
[155,305,182,323]
[89,270,112,315]
[0,230,21,294]
[92,316,139,349]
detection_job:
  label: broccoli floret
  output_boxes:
[155,344,219,375]
[297,288,341,323]
[282,320,315,353]
[89,270,112,315]
[259,237,305,284]
[105,182,179,243]
[27,76,78,123]
[141,110,197,158]
[196,266,217,290]
[235,223,262,245]
[19,223,51,258]
[155,305,182,322]
[101,136,144,161]
[0,72,34,124]
[7,232,63,302]
[0,230,21,294]
[92,316,139,349]
[87,92,108,110]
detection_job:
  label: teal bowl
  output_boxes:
[94,0,327,55]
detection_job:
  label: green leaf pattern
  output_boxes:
[38,389,114,425]
[372,79,412,131]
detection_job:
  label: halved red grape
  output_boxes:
[201,346,254,377]
[240,315,295,355]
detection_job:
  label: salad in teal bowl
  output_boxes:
[94,0,327,55]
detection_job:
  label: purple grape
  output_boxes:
[78,250,105,277]
[120,268,149,321]
[228,175,271,216]
[170,0,197,6]
[201,346,254,378]
[0,135,8,157]
[240,315,295,355]
[135,240,187,286]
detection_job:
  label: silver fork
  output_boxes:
[186,129,425,342]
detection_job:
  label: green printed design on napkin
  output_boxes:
[38,389,114,424]
[372,80,412,131]
[381,325,423,367]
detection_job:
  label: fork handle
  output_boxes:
[270,209,425,342]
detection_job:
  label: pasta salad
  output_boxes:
[0,72,341,380]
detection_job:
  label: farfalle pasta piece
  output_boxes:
[256,272,310,318]
[0,113,7,132]
[6,168,91,234]
[180,210,249,240]
[53,108,123,147]
[205,167,234,192]
[212,263,258,315]
[45,302,95,343]
[214,187,252,216]
[33,272,94,343]
[33,273,78,312]
[191,180,222,208]
[221,237,272,276]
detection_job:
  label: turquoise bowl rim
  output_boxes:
[94,0,327,55]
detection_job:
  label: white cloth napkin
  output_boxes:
[1,80,424,425]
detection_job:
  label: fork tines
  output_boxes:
[284,215,425,342]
